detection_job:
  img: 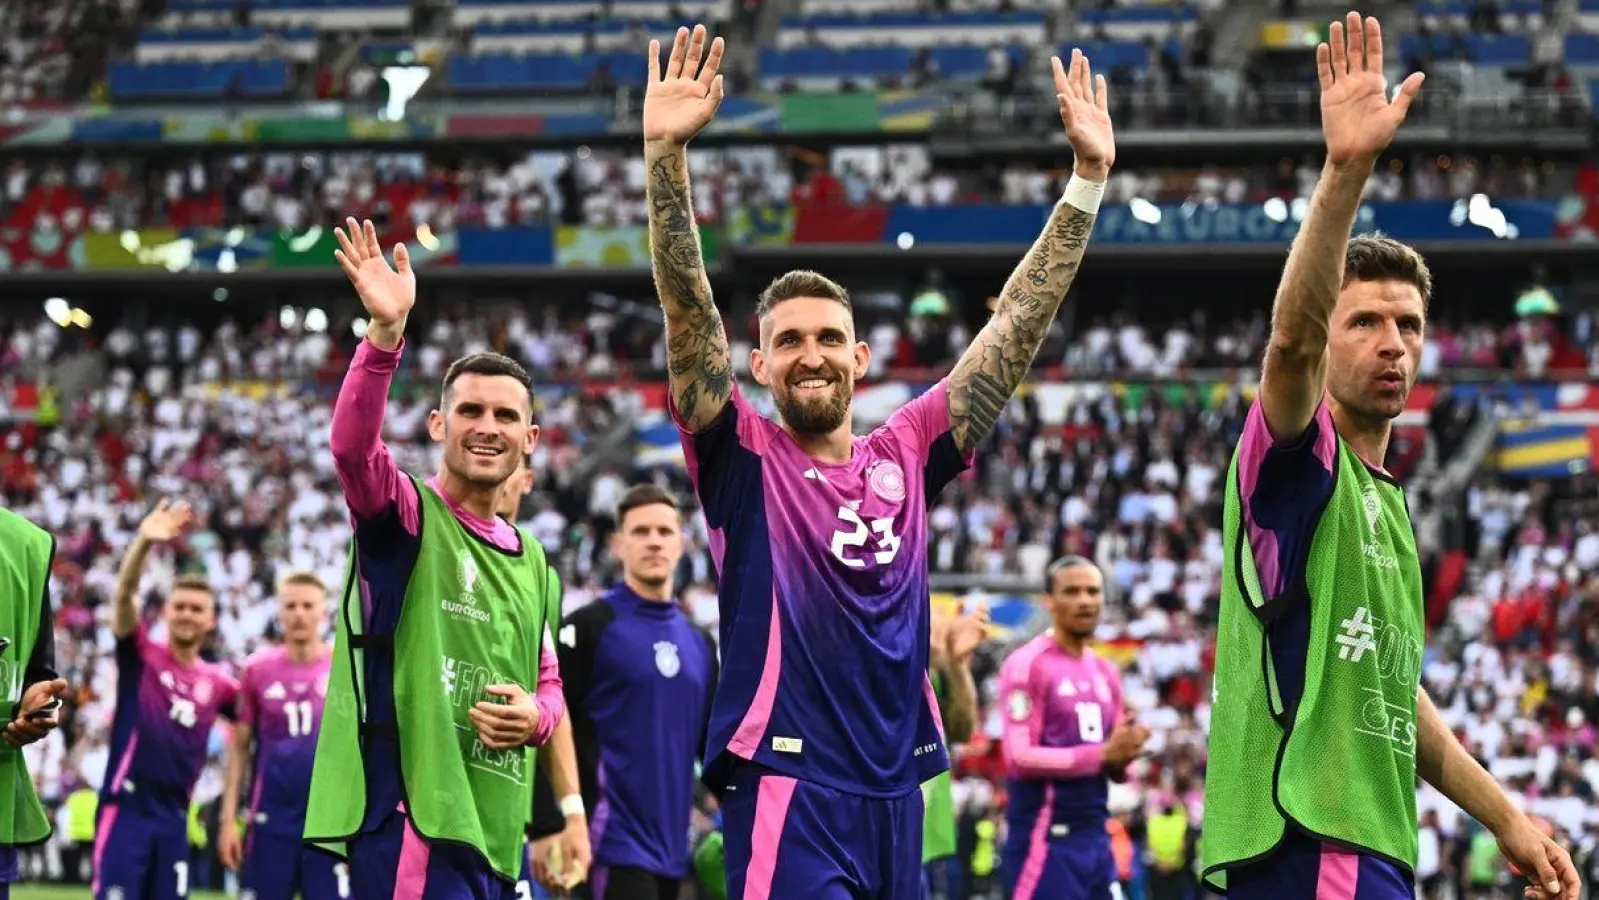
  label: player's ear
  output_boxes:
[426,409,445,442]
[524,424,540,456]
[853,340,870,380]
[750,348,769,386]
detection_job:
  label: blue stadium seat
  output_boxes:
[447,50,641,91]
[109,59,291,100]
[757,45,1033,81]
[1415,0,1542,17]
[1398,33,1531,66]
[1568,32,1599,63]
[1061,40,1177,70]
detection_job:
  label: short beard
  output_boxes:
[776,382,850,435]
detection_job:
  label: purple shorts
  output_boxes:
[346,810,518,900]
[241,829,348,900]
[720,763,922,900]
[1225,832,1413,900]
[93,804,189,900]
[1002,824,1118,900]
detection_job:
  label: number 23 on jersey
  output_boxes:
[828,505,902,570]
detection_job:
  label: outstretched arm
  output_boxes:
[113,500,195,639]
[947,50,1111,455]
[329,217,420,524]
[644,26,732,433]
[1259,13,1423,443]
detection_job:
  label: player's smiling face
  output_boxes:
[752,296,869,436]
[1045,563,1104,639]
[277,582,326,645]
[612,502,685,593]
[429,373,539,490]
[1326,278,1425,424]
[165,586,216,650]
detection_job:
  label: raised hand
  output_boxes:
[1317,12,1425,168]
[1053,49,1115,180]
[334,217,415,336]
[946,605,991,666]
[643,25,725,146]
[138,498,194,544]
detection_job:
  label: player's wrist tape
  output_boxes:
[1060,174,1106,215]
[559,794,585,818]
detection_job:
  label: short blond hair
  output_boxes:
[171,574,214,597]
[277,571,328,596]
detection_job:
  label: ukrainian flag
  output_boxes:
[1495,424,1592,477]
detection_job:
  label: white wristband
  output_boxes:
[559,794,585,818]
[1060,174,1107,215]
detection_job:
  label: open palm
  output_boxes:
[643,25,725,145]
[139,498,193,543]
[334,216,415,325]
[1053,49,1115,175]
[1318,13,1425,167]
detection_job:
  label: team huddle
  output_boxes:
[0,12,1587,900]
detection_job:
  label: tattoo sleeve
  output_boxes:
[646,141,732,432]
[947,202,1095,453]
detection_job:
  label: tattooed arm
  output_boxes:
[946,202,1095,454]
[641,27,732,433]
[946,49,1114,455]
[646,142,733,432]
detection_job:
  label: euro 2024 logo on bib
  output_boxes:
[867,460,906,504]
[1360,483,1382,535]
[443,552,491,624]
[654,640,681,678]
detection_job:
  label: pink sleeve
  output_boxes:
[999,656,1104,780]
[331,338,420,533]
[886,379,973,458]
[528,646,564,747]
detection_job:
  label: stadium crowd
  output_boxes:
[1,299,1598,897]
[0,146,1586,242]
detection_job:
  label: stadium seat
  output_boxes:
[108,59,292,100]
[134,26,319,63]
[1075,6,1201,41]
[157,0,412,31]
[774,9,1048,49]
[1398,33,1532,67]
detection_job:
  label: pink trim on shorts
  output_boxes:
[1011,784,1056,900]
[1316,845,1360,899]
[743,775,797,900]
[394,816,431,900]
[108,733,138,795]
[727,588,783,759]
[90,804,118,896]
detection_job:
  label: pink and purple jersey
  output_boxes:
[238,645,332,837]
[102,624,240,819]
[675,381,971,797]
[998,634,1125,835]
[329,338,564,835]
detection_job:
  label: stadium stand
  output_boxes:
[1,0,1598,897]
